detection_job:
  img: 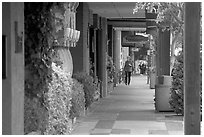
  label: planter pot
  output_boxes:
[150,72,156,89]
[155,75,173,112]
[157,75,172,85]
[155,85,172,111]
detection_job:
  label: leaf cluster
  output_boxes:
[25,2,55,100]
[169,52,184,115]
[73,72,99,108]
[24,96,48,134]
[44,63,73,135]
[107,55,116,83]
[133,2,184,32]
[70,78,85,119]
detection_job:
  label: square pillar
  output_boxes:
[98,17,108,98]
[113,30,121,85]
[2,2,24,134]
[108,25,113,57]
[184,2,201,135]
[70,2,90,74]
[157,29,170,76]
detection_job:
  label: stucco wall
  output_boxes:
[2,2,24,135]
[2,2,12,134]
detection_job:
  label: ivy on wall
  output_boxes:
[24,2,76,134]
[25,2,74,101]
[25,2,55,99]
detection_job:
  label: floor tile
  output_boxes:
[117,111,157,121]
[70,76,184,135]
[90,128,112,135]
[77,121,98,128]
[148,130,169,135]
[71,128,92,135]
[94,120,115,129]
[168,131,184,135]
[111,129,131,134]
[85,112,118,120]
[113,121,167,130]
[90,133,110,135]
[165,121,183,131]
[130,129,149,135]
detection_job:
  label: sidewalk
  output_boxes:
[71,75,184,135]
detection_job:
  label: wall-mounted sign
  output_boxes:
[123,34,148,43]
[121,31,149,48]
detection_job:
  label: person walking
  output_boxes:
[124,56,133,85]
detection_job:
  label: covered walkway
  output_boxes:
[71,75,184,135]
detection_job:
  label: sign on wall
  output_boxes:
[121,31,148,44]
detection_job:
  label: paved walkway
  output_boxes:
[71,75,184,135]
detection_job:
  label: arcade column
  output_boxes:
[184,2,201,135]
[108,25,113,57]
[98,17,108,98]
[156,29,170,76]
[154,29,171,111]
[113,29,121,85]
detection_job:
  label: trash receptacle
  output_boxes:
[155,75,173,111]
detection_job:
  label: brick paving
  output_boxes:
[71,75,184,135]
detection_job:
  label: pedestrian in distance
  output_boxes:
[123,56,134,85]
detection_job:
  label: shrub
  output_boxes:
[169,51,202,115]
[24,3,54,134]
[73,72,99,109]
[169,52,184,115]
[44,63,72,135]
[70,78,85,119]
[24,96,47,134]
[107,55,115,83]
[24,2,54,99]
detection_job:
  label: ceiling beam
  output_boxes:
[108,21,146,28]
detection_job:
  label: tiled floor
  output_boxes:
[71,75,184,135]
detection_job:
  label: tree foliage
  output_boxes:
[133,2,184,31]
[133,2,184,70]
